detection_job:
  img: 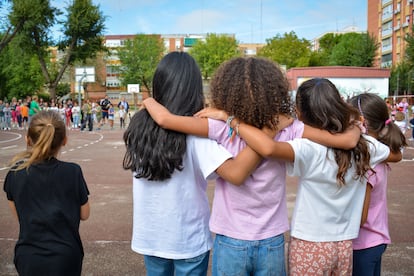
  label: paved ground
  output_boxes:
[0,122,413,275]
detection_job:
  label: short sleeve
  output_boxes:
[3,170,15,201]
[364,135,390,167]
[77,166,90,205]
[188,136,233,180]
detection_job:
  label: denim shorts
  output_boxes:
[144,251,209,276]
[212,234,286,276]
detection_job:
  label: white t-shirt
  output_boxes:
[71,106,80,116]
[287,135,390,242]
[131,135,233,259]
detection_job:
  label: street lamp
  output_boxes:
[78,68,87,107]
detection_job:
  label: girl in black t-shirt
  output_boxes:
[3,110,90,276]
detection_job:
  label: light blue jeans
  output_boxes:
[144,251,209,276]
[212,234,286,276]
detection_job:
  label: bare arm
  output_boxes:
[80,201,90,220]
[8,200,18,220]
[216,146,262,186]
[303,124,360,150]
[143,97,208,137]
[361,183,372,226]
[233,122,295,162]
[385,150,402,163]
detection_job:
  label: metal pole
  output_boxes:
[78,69,87,107]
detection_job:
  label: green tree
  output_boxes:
[117,34,164,94]
[189,33,240,79]
[404,25,414,67]
[389,61,413,96]
[313,33,343,66]
[15,0,106,99]
[257,31,311,69]
[0,36,45,100]
[329,32,378,67]
[0,0,33,53]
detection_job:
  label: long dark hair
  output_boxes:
[296,78,371,186]
[122,52,204,181]
[349,93,407,152]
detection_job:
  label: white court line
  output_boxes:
[0,132,22,143]
[1,145,17,150]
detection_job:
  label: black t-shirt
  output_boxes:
[4,158,89,275]
[100,98,111,111]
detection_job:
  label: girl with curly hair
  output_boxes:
[217,78,401,275]
[122,52,263,275]
[143,58,360,275]
[349,93,406,276]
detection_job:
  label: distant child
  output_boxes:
[20,100,29,130]
[349,93,406,276]
[212,78,401,275]
[123,52,262,276]
[3,110,90,275]
[71,101,81,128]
[394,111,407,134]
[108,103,114,129]
[118,104,126,129]
[143,58,360,275]
[3,102,12,130]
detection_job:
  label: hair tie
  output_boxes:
[385,118,392,125]
[46,123,53,127]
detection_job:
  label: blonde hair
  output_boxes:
[395,111,405,121]
[10,110,66,170]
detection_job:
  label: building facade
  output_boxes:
[368,0,414,67]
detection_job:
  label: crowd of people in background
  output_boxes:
[0,95,130,132]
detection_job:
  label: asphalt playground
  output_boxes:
[0,121,413,275]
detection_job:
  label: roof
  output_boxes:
[286,66,391,90]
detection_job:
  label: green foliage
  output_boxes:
[0,37,45,100]
[257,31,311,69]
[56,82,71,97]
[328,32,378,67]
[117,34,164,94]
[189,33,240,79]
[404,25,414,67]
[60,0,106,63]
[11,0,106,99]
[389,61,413,96]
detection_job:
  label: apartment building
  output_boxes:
[368,0,414,67]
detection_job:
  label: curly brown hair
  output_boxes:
[209,57,292,129]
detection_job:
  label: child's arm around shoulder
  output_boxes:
[303,123,360,150]
[385,150,402,162]
[143,97,208,137]
[215,145,262,186]
[235,122,295,162]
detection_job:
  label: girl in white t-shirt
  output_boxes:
[349,93,406,276]
[222,78,402,275]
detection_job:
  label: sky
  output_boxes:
[90,0,367,43]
